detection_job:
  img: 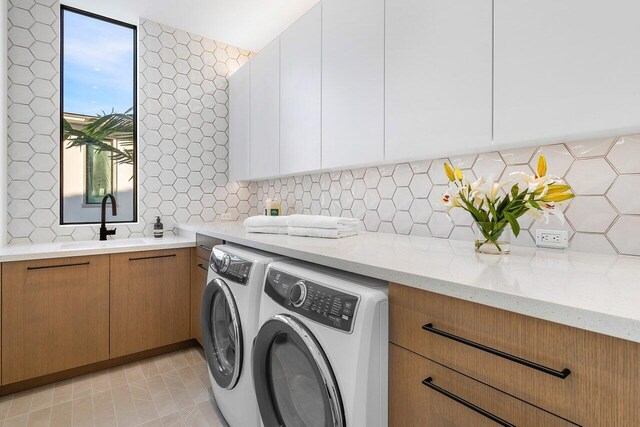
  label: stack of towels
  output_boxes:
[243,215,361,239]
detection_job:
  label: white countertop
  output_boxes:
[177,222,640,344]
[0,236,195,262]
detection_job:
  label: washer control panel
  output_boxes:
[265,268,359,333]
[210,247,253,285]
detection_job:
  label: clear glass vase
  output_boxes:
[474,222,511,255]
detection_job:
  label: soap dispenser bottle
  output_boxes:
[154,216,163,238]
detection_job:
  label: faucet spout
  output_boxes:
[100,194,117,241]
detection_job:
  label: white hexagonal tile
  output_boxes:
[607,216,640,255]
[607,175,640,214]
[377,176,396,199]
[363,168,381,189]
[565,197,617,233]
[607,134,640,174]
[428,212,453,238]
[392,211,412,235]
[566,137,616,159]
[473,152,505,180]
[339,190,354,209]
[565,158,616,196]
[409,173,432,198]
[500,146,536,165]
[570,233,617,255]
[409,199,432,224]
[392,163,412,187]
[529,144,573,177]
[392,187,413,211]
[363,210,381,231]
[410,224,431,237]
[427,159,450,185]
[377,199,396,222]
[351,179,366,200]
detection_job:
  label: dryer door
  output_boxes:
[201,278,243,390]
[252,314,345,427]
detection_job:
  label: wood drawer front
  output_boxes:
[110,249,191,358]
[390,344,573,427]
[191,251,209,345]
[2,256,110,384]
[195,234,221,261]
[390,283,640,426]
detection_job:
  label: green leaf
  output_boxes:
[503,211,521,237]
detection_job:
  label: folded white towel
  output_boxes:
[288,226,358,239]
[246,226,288,235]
[288,214,360,230]
[244,215,289,228]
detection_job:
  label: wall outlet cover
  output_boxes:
[221,212,239,221]
[535,229,569,249]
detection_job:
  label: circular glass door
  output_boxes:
[253,314,345,427]
[201,278,243,390]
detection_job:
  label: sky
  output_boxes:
[63,9,135,117]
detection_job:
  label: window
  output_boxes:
[60,6,137,224]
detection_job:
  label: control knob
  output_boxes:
[289,281,307,308]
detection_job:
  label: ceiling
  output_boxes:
[60,0,319,52]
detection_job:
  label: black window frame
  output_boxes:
[59,5,138,225]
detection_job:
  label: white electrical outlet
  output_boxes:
[221,212,238,221]
[535,229,569,249]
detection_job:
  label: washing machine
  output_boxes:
[201,244,285,427]
[252,260,389,427]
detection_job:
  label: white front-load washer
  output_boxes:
[201,244,285,427]
[252,260,389,427]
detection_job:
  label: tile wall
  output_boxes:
[5,0,258,243]
[254,135,640,256]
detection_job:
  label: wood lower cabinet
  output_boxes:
[110,249,190,358]
[1,256,110,384]
[390,283,640,426]
[389,344,573,427]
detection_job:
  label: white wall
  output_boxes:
[1,0,7,245]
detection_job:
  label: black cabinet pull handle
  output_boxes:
[27,261,90,270]
[422,377,515,427]
[422,323,571,379]
[197,263,208,272]
[129,254,177,261]
[198,244,212,251]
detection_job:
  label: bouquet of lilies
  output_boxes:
[442,155,574,251]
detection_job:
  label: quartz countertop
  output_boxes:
[0,236,195,262]
[177,221,640,344]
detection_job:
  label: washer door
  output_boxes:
[201,278,243,390]
[252,314,345,427]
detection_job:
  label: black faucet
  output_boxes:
[100,194,117,241]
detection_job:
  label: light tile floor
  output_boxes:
[0,346,228,427]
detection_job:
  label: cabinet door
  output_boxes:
[191,253,208,346]
[322,0,384,169]
[110,249,190,358]
[2,256,109,384]
[494,0,640,145]
[250,38,280,179]
[229,63,251,182]
[280,4,321,175]
[385,0,492,162]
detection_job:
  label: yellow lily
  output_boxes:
[454,167,463,181]
[537,155,547,177]
[541,192,574,203]
[444,163,455,182]
[545,184,572,194]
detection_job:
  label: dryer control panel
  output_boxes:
[265,268,359,333]
[210,247,253,285]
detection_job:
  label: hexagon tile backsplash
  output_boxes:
[6,0,640,257]
[252,135,640,256]
[6,0,258,243]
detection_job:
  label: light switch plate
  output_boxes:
[535,229,569,249]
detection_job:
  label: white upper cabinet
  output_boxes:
[250,38,280,179]
[385,0,493,162]
[321,0,385,169]
[494,0,640,146]
[280,4,322,175]
[228,63,251,181]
